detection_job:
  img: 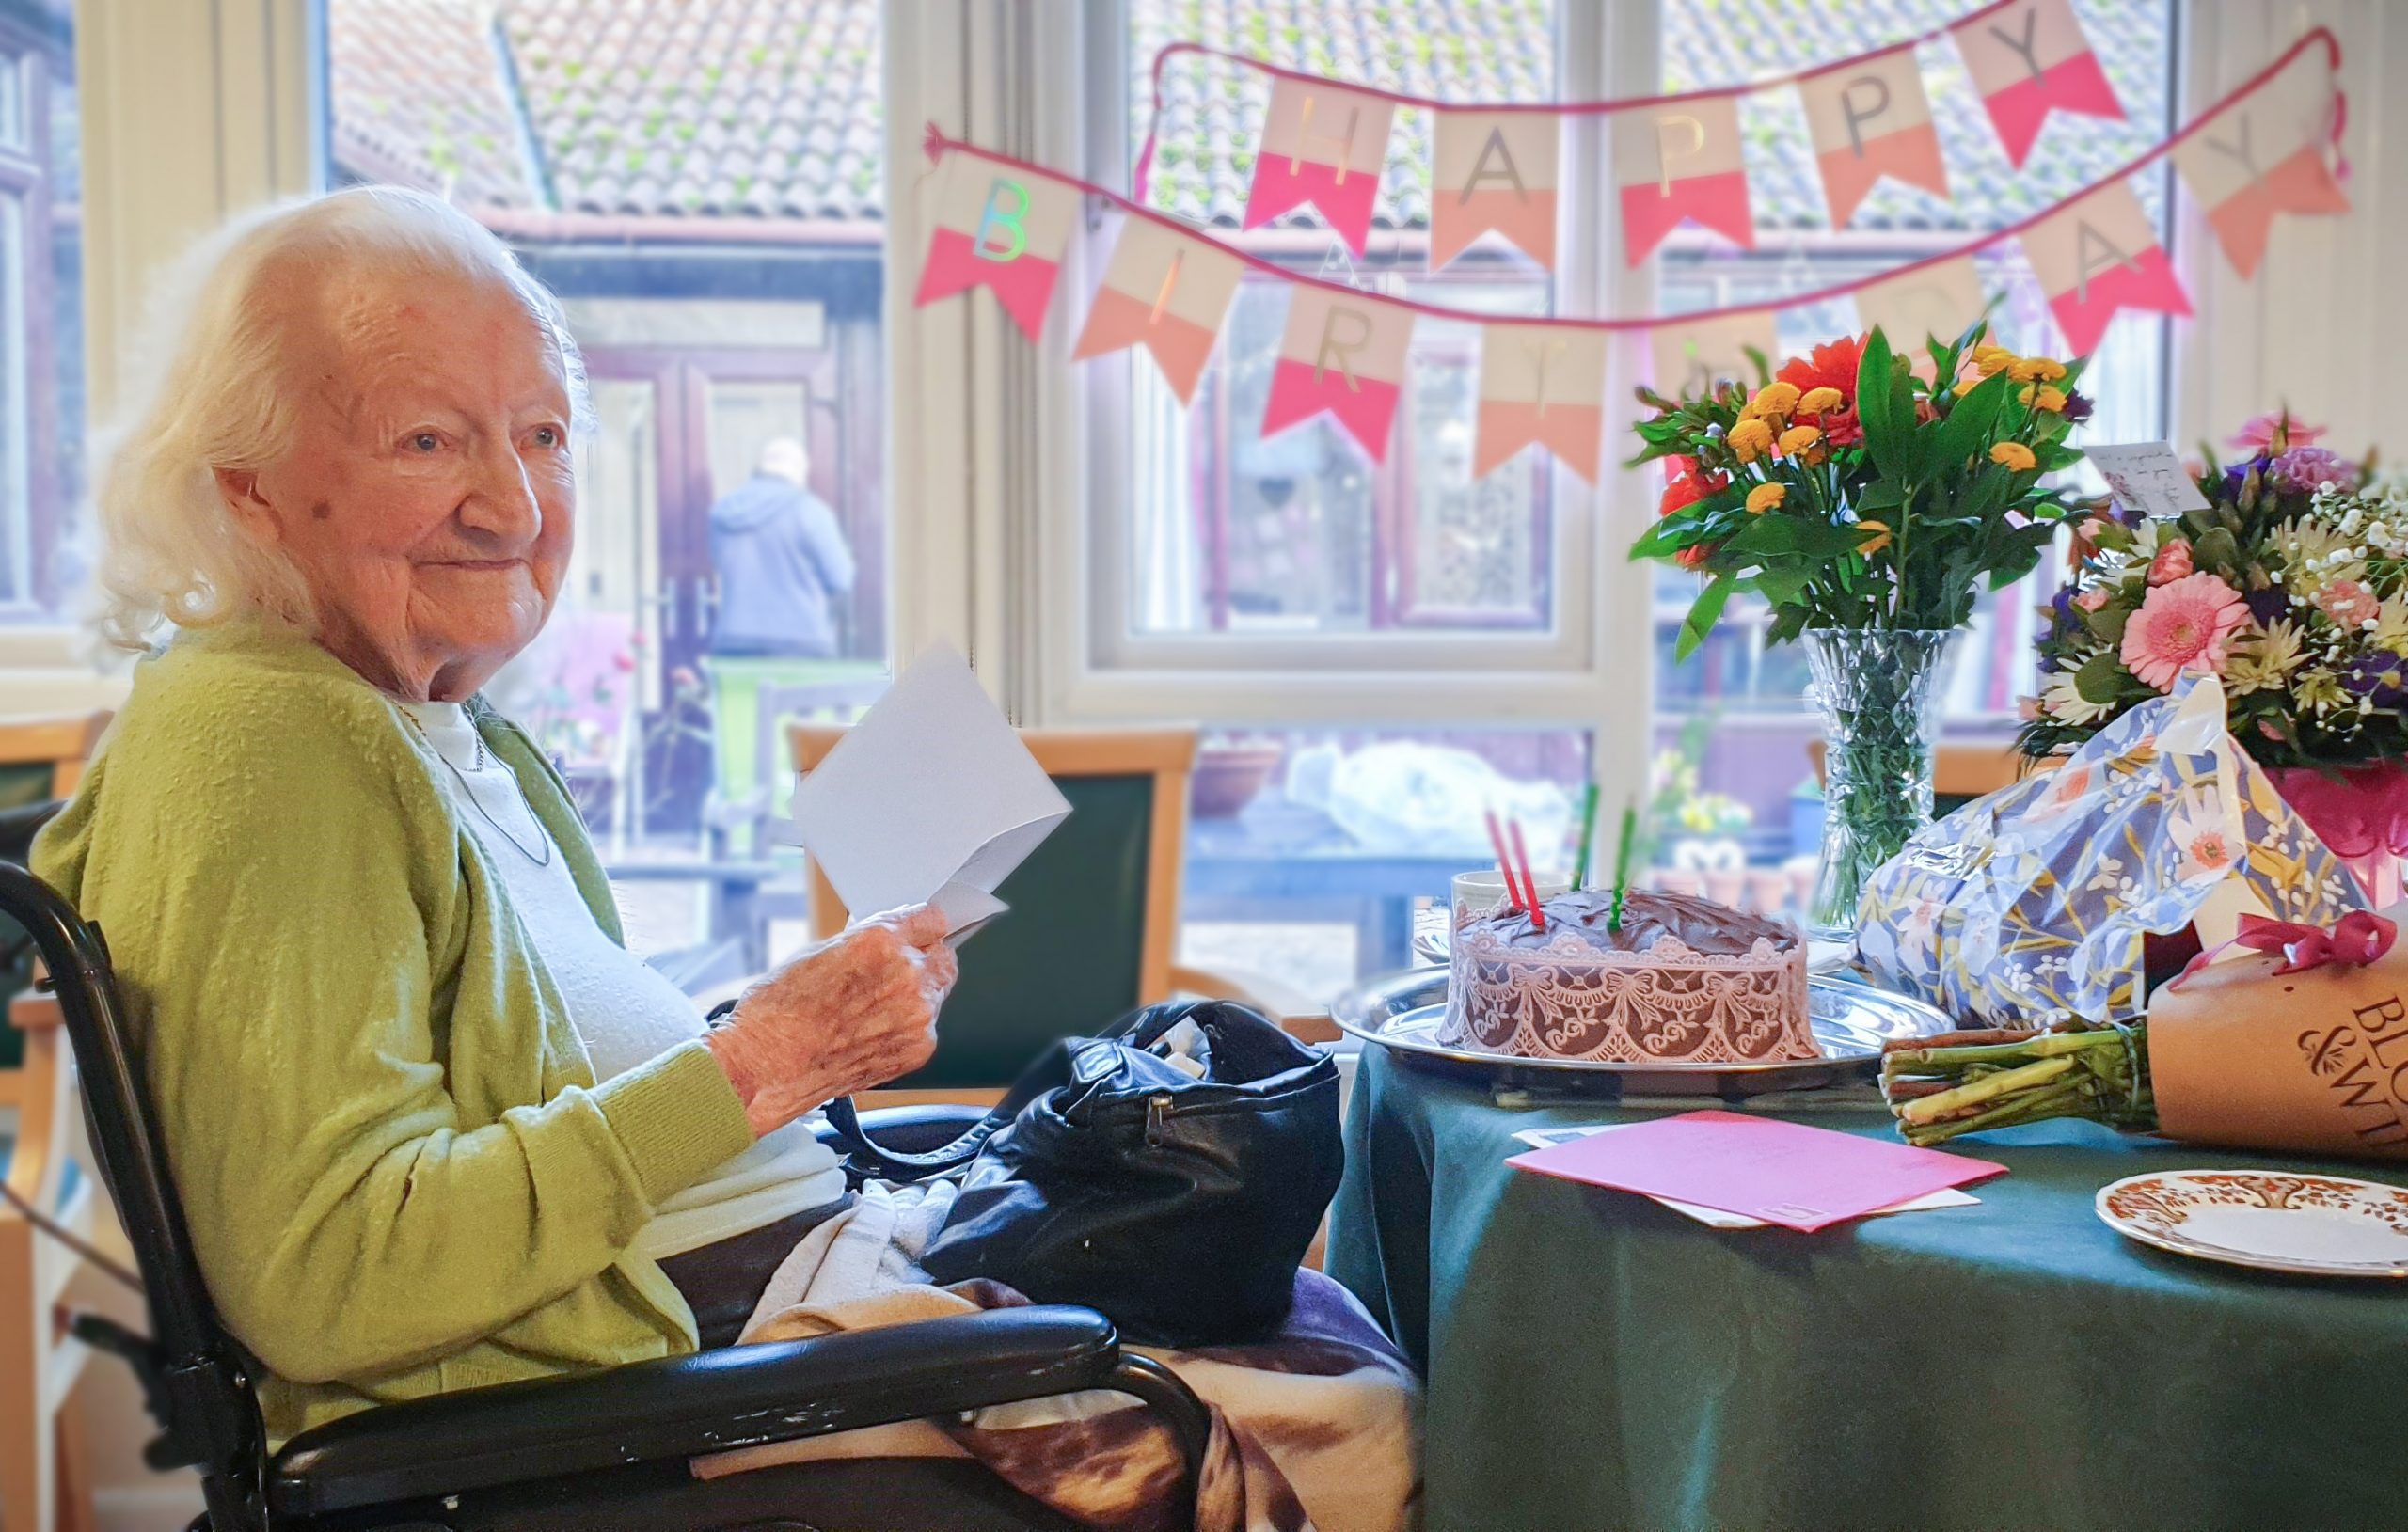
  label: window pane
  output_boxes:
[1653,0,2178,859]
[327,0,890,978]
[0,11,83,621]
[1126,2,1560,640]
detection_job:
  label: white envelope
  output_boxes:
[787,642,1072,942]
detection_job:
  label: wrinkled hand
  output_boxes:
[705,904,958,1136]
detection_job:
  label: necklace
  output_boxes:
[408,708,554,868]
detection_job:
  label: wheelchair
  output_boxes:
[0,807,1208,1531]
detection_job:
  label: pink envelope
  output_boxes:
[1507,1109,2005,1232]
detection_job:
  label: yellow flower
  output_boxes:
[1776,425,1822,458]
[1991,441,2038,472]
[1746,482,1786,514]
[1952,376,1982,397]
[1726,418,1775,462]
[1797,386,1845,414]
[2032,385,2068,412]
[1972,344,2018,377]
[1744,381,1800,420]
[1855,519,1893,557]
[2009,356,2068,384]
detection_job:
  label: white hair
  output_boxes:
[88,184,589,651]
[756,436,810,485]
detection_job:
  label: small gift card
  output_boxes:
[1507,1109,2005,1232]
[2084,442,2212,518]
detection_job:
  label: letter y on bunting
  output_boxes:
[2169,47,2350,279]
[1245,77,1397,258]
[913,152,1081,340]
[1259,286,1416,462]
[1952,0,2124,168]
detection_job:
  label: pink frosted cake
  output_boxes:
[1442,890,1814,1064]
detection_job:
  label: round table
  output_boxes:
[1326,1042,2408,1532]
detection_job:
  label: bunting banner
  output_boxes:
[1799,48,1951,228]
[1072,215,1244,403]
[1614,94,1754,266]
[1431,109,1560,271]
[1244,76,1397,258]
[912,152,1080,340]
[1951,0,2124,168]
[1648,310,1782,401]
[2168,47,2351,280]
[1476,323,1608,482]
[1259,285,1417,462]
[2020,179,2190,355]
[1852,256,1991,367]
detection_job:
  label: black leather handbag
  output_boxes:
[821,1000,1343,1348]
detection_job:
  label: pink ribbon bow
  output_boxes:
[2176,909,2399,987]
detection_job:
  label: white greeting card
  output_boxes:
[2085,442,2212,518]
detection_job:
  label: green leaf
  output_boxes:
[1675,574,1737,660]
[1855,328,1920,483]
[1750,565,1813,607]
[2074,650,2127,705]
[1931,370,2012,474]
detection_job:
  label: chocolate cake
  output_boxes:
[1441,889,1814,1064]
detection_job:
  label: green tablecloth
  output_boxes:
[1328,1044,2408,1532]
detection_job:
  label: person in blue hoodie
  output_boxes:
[706,437,856,657]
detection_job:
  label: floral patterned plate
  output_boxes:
[2096,1171,2408,1278]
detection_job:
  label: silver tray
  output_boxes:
[1330,966,1955,1098]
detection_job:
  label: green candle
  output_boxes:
[1569,782,1601,890]
[1608,802,1638,932]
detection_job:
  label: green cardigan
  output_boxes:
[34,622,758,1443]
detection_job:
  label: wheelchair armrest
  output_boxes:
[812,1101,993,1154]
[269,1303,1117,1517]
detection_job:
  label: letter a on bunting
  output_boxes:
[914,152,1081,340]
[1431,110,1560,270]
[1476,324,1607,483]
[2169,47,2350,279]
[1072,216,1244,403]
[1259,286,1415,462]
[1245,77,1397,259]
[1613,95,1754,266]
[1952,0,2124,168]
[1798,50,1949,229]
[2020,180,2189,355]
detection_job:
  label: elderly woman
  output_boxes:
[35,185,956,1441]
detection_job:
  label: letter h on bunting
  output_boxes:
[913,152,1082,340]
[1244,77,1398,259]
[1260,286,1416,462]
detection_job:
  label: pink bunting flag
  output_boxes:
[1647,309,1780,402]
[1431,110,1560,271]
[1614,95,1754,266]
[1798,50,1950,229]
[2169,48,2350,279]
[1071,216,1244,404]
[1853,256,1990,372]
[1244,77,1397,259]
[1953,0,2124,168]
[2020,180,2190,356]
[1259,286,1416,462]
[1475,323,1608,483]
[913,153,1081,340]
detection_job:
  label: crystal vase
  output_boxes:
[1802,628,1961,945]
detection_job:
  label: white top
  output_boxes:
[401,702,845,1261]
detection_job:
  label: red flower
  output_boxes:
[1658,468,1728,518]
[1674,543,1718,570]
[1814,408,1863,447]
[1776,335,1866,406]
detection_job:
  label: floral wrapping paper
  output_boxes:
[1856,677,2365,1024]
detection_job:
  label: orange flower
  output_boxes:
[1726,418,1775,462]
[1990,441,2038,472]
[1744,382,1801,420]
[1674,543,1718,570]
[1855,519,1893,557]
[2009,356,2068,384]
[1797,386,1845,414]
[1746,482,1786,514]
[1776,425,1822,458]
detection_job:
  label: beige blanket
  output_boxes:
[691,1180,1421,1532]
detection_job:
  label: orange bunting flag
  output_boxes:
[1852,256,1990,371]
[1798,50,1950,229]
[1072,216,1245,403]
[1614,95,1754,266]
[1953,0,2124,168]
[2169,47,2350,279]
[2019,180,2190,355]
[1647,309,1779,403]
[913,153,1081,340]
[1474,323,1608,483]
[1431,110,1560,271]
[1244,77,1397,259]
[1259,286,1417,463]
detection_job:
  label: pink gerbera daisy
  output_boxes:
[2120,573,2249,691]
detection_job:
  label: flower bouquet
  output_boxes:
[1629,322,2093,939]
[2020,414,2408,901]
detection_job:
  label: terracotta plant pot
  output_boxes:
[1193,742,1285,818]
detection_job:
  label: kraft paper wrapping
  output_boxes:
[2147,905,2408,1161]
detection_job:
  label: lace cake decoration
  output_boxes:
[1440,926,1814,1065]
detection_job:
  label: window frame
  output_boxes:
[0,16,59,619]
